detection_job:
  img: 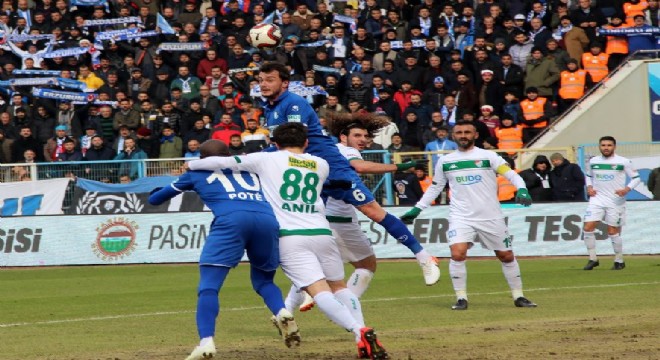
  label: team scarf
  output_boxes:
[56,77,88,90]
[527,6,547,23]
[13,69,62,76]
[312,65,340,73]
[72,100,117,106]
[5,33,55,42]
[598,26,660,36]
[250,81,328,97]
[228,67,260,74]
[112,30,160,42]
[528,26,547,42]
[32,88,98,102]
[41,46,90,59]
[156,42,207,54]
[297,40,328,47]
[96,28,139,41]
[390,39,426,49]
[553,24,573,40]
[0,77,56,87]
[83,17,141,27]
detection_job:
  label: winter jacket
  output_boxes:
[549,159,586,201]
[519,155,554,202]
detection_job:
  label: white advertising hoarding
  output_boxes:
[1,202,658,266]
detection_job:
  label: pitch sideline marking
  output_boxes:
[1,281,658,328]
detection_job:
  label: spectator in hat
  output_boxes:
[32,106,56,145]
[549,152,586,201]
[519,155,553,202]
[479,105,500,137]
[45,125,77,162]
[495,53,525,99]
[477,69,505,114]
[12,126,44,162]
[399,109,425,150]
[524,46,560,98]
[12,108,33,135]
[180,98,209,136]
[520,87,553,144]
[581,42,609,83]
[80,124,99,156]
[601,14,630,70]
[558,58,593,112]
[558,16,590,67]
[423,76,450,111]
[424,125,457,166]
[183,119,211,153]
[387,132,415,153]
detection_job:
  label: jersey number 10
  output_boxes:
[206,171,261,192]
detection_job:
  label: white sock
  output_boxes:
[347,268,374,298]
[584,231,598,261]
[415,249,432,263]
[610,234,624,263]
[334,288,364,326]
[284,284,304,314]
[501,259,524,299]
[313,291,363,337]
[199,336,213,346]
[449,259,467,300]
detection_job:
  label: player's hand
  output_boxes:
[396,160,417,172]
[587,187,597,197]
[182,162,190,171]
[400,207,422,224]
[614,187,630,197]
[515,188,532,207]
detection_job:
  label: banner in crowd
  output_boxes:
[157,13,176,35]
[66,177,207,215]
[13,69,63,76]
[83,17,141,26]
[156,42,207,54]
[32,88,97,102]
[648,63,660,141]
[250,81,327,97]
[2,202,657,266]
[0,179,70,217]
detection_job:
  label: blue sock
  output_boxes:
[251,267,286,315]
[196,265,230,339]
[378,213,424,254]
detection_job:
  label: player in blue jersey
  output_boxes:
[258,62,440,285]
[149,142,299,360]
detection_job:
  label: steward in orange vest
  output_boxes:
[602,15,630,70]
[558,59,593,111]
[520,87,552,144]
[495,115,524,156]
[623,0,648,26]
[497,156,518,202]
[581,43,610,83]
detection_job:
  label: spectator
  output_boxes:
[558,16,591,67]
[158,125,183,159]
[558,59,593,112]
[404,93,433,127]
[113,99,141,132]
[528,17,553,48]
[112,125,136,155]
[370,88,401,125]
[519,155,553,202]
[79,125,99,157]
[495,114,523,156]
[84,135,114,161]
[78,65,105,91]
[241,118,269,153]
[228,134,246,155]
[520,87,553,144]
[58,138,83,162]
[581,42,609,84]
[454,72,478,117]
[479,105,500,137]
[394,170,424,205]
[126,68,152,101]
[495,54,525,99]
[211,113,242,145]
[545,38,571,73]
[393,81,422,118]
[114,137,147,180]
[602,14,630,71]
[319,94,348,120]
[424,125,457,166]
[344,75,372,107]
[648,166,660,200]
[0,129,14,163]
[624,0,649,25]
[422,112,446,145]
[0,113,18,141]
[477,69,505,115]
[184,139,201,159]
[399,110,425,150]
[171,65,203,100]
[524,47,560,98]
[549,152,586,201]
[183,119,211,152]
[571,0,607,41]
[387,133,415,153]
[509,31,534,69]
[197,50,229,80]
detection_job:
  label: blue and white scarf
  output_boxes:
[251,81,328,97]
[41,47,90,59]
[312,65,341,73]
[0,77,56,87]
[297,40,328,47]
[157,42,207,54]
[6,34,55,42]
[334,15,355,24]
[32,88,98,102]
[96,28,139,41]
[72,100,117,106]
[228,67,260,74]
[528,26,547,42]
[71,0,110,12]
[419,17,431,36]
[112,30,160,42]
[553,24,573,40]
[598,26,660,36]
[13,69,62,76]
[390,39,426,49]
[56,77,88,91]
[527,6,547,23]
[83,17,141,27]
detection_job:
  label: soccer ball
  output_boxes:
[248,24,282,49]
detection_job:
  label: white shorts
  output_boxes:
[584,203,626,227]
[278,234,345,289]
[447,218,513,251]
[330,221,375,263]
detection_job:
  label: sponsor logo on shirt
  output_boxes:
[287,114,302,122]
[288,156,317,171]
[595,174,615,181]
[455,174,482,185]
[292,105,299,111]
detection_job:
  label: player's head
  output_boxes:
[339,122,369,150]
[598,136,616,157]
[199,139,231,158]
[258,62,290,100]
[272,122,308,150]
[452,120,478,150]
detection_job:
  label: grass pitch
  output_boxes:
[1,256,659,360]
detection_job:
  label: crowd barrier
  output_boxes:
[1,202,657,267]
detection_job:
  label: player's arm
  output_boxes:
[584,160,596,196]
[189,154,264,173]
[349,158,417,174]
[149,173,194,205]
[400,161,448,224]
[616,160,641,196]
[494,156,532,206]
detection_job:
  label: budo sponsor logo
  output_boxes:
[595,174,615,181]
[455,175,482,185]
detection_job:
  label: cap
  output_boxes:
[494,38,506,46]
[55,125,68,131]
[481,105,494,112]
[481,69,494,75]
[434,76,445,83]
[514,14,526,20]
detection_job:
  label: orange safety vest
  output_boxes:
[602,25,630,54]
[495,125,524,155]
[418,176,435,204]
[623,1,648,25]
[582,53,609,83]
[559,70,587,100]
[497,175,517,202]
[520,98,548,128]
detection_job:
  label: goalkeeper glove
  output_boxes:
[396,160,417,172]
[515,188,532,207]
[400,207,422,224]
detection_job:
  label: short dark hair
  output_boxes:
[272,122,307,148]
[599,136,616,145]
[200,139,230,158]
[452,120,477,130]
[260,62,290,82]
[339,121,366,137]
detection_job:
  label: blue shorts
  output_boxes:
[307,135,375,207]
[200,210,280,271]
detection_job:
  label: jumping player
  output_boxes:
[149,141,298,360]
[582,136,641,270]
[257,62,440,286]
[189,125,389,360]
[400,121,537,310]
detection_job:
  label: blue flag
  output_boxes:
[157,13,176,35]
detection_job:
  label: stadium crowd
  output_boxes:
[0,0,656,193]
